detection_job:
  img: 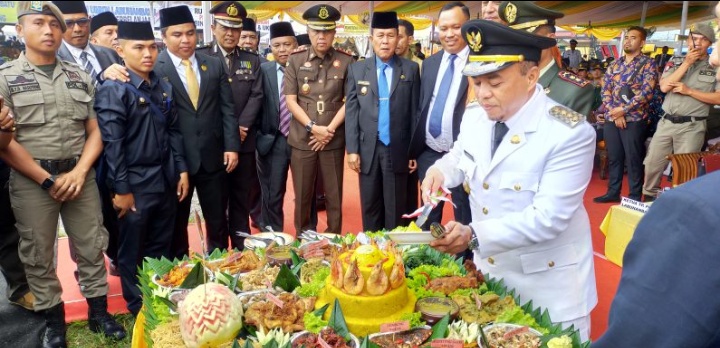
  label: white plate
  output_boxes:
[385,231,435,244]
[243,232,295,249]
[478,323,543,348]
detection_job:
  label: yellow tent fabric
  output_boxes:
[559,26,624,41]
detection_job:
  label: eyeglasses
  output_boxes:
[65,18,90,28]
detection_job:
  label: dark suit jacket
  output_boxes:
[196,43,263,153]
[409,50,468,158]
[57,42,121,72]
[256,61,283,155]
[154,50,239,175]
[593,171,720,348]
[654,53,671,71]
[345,56,420,174]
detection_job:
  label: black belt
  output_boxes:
[663,113,707,124]
[37,157,79,175]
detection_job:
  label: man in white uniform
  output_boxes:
[423,19,598,340]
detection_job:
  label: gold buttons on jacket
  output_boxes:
[488,257,495,265]
[482,207,489,215]
[483,182,489,190]
[548,261,555,268]
[514,184,521,191]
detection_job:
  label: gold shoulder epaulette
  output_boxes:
[291,46,308,55]
[558,71,591,88]
[549,105,584,128]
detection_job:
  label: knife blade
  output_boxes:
[414,203,432,227]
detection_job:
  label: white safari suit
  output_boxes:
[432,84,598,331]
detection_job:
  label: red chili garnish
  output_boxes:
[419,272,431,283]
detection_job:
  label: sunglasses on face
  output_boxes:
[65,18,90,28]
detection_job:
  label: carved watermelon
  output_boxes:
[179,283,243,347]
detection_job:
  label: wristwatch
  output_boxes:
[305,120,316,132]
[41,175,56,190]
[467,225,479,250]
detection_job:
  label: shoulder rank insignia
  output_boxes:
[335,48,353,56]
[549,105,584,128]
[291,46,308,55]
[238,47,258,55]
[196,42,212,49]
[557,71,591,88]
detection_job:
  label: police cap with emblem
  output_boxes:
[117,21,154,41]
[159,6,194,28]
[690,22,716,44]
[499,1,563,33]
[17,1,67,32]
[296,34,311,46]
[52,1,87,15]
[90,12,117,35]
[210,1,246,29]
[303,4,341,31]
[270,22,295,39]
[461,19,556,77]
[371,11,398,29]
[242,18,257,33]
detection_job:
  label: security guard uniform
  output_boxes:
[0,52,109,311]
[285,4,354,233]
[643,24,720,198]
[499,1,595,116]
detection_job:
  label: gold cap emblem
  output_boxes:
[510,135,520,144]
[466,30,482,52]
[227,4,239,17]
[504,3,518,24]
[318,6,330,20]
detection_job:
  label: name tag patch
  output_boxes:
[65,81,88,92]
[7,74,41,94]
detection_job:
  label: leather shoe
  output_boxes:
[593,194,621,203]
[87,296,127,340]
[643,194,656,203]
[42,303,67,348]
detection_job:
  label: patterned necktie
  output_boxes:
[491,122,509,158]
[378,63,390,145]
[79,51,97,83]
[429,54,457,138]
[181,59,200,109]
[226,53,232,70]
[278,66,291,137]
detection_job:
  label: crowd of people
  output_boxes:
[1,1,720,347]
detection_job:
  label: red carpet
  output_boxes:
[58,160,625,341]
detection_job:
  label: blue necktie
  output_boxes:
[429,54,457,138]
[378,63,390,145]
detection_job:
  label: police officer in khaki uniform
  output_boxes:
[0,2,125,346]
[642,23,720,202]
[499,1,595,117]
[284,4,354,233]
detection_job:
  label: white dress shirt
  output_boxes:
[426,45,470,152]
[63,41,101,73]
[166,50,202,92]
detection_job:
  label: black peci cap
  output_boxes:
[461,19,557,77]
[242,17,257,32]
[117,21,154,41]
[499,1,564,33]
[90,12,117,34]
[371,11,398,29]
[209,1,246,29]
[296,33,311,46]
[52,1,87,15]
[302,4,341,31]
[159,6,194,29]
[270,22,295,39]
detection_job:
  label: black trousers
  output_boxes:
[118,190,176,315]
[359,142,408,231]
[0,164,29,301]
[416,147,472,228]
[172,167,228,258]
[228,151,261,249]
[604,120,647,199]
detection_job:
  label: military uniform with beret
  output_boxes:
[499,1,595,117]
[2,1,127,345]
[643,22,720,199]
[197,1,263,244]
[285,4,354,233]
[428,19,597,340]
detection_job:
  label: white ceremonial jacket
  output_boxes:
[433,84,598,322]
